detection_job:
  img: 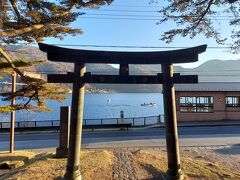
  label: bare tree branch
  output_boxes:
[9,0,22,22]
[190,0,214,31]
[0,24,45,37]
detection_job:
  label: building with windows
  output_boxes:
[175,82,240,121]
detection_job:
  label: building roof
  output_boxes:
[175,82,240,92]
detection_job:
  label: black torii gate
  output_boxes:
[39,43,207,180]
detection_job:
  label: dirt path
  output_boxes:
[112,150,138,180]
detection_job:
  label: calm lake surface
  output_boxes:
[0,93,164,121]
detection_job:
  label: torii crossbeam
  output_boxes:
[39,43,207,180]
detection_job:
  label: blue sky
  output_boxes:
[45,0,240,68]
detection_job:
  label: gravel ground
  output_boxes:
[112,150,138,180]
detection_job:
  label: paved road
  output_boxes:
[0,126,240,151]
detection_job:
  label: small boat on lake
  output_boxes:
[141,102,156,107]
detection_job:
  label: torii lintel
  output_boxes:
[38,43,207,64]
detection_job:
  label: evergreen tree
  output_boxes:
[0,56,69,113]
[0,0,112,112]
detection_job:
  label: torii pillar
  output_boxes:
[65,63,86,179]
[162,64,183,179]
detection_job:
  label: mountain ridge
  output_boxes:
[2,45,240,92]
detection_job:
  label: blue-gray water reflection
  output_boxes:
[0,93,164,121]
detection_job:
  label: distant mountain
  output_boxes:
[141,60,240,82]
[2,45,240,92]
[174,59,240,82]
[2,45,163,92]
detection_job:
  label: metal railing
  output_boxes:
[0,114,165,129]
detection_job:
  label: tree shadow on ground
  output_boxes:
[0,155,30,164]
[140,163,166,180]
[54,176,65,180]
[214,144,240,155]
[0,153,52,179]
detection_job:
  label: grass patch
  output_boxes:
[133,149,240,180]
[0,151,36,163]
[0,151,37,179]
[0,152,51,180]
[0,161,25,169]
[182,157,239,179]
[1,149,239,180]
[80,150,113,179]
[1,150,113,180]
[133,149,167,179]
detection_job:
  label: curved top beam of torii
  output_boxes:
[39,43,207,64]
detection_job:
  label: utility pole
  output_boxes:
[10,73,16,153]
[0,0,4,29]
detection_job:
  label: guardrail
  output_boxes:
[0,114,164,130]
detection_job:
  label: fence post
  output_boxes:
[84,119,87,125]
[133,118,135,127]
[101,119,103,125]
[56,106,71,158]
[34,121,37,127]
[117,118,119,124]
[144,117,146,126]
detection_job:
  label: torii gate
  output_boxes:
[39,43,207,180]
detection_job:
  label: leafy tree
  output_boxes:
[158,0,240,52]
[0,0,112,112]
[0,57,41,79]
[0,56,71,113]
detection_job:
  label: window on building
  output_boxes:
[179,96,213,113]
[226,97,240,107]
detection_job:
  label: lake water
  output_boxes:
[0,93,164,122]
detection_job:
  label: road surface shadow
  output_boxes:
[214,144,240,155]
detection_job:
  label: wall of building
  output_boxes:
[175,91,240,121]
